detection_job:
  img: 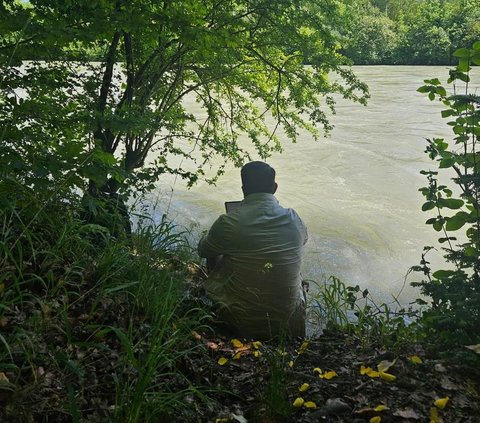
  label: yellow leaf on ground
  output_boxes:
[377,359,396,373]
[360,365,372,375]
[409,355,423,364]
[288,360,294,368]
[304,401,317,408]
[217,357,228,366]
[374,405,388,412]
[298,340,309,354]
[319,370,338,380]
[370,417,381,423]
[253,341,262,349]
[232,352,241,360]
[293,397,305,408]
[313,367,322,375]
[430,407,440,423]
[434,396,449,409]
[231,338,244,348]
[379,372,396,382]
[253,350,262,358]
[215,418,229,423]
[299,383,310,392]
[0,372,9,383]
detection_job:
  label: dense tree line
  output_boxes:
[342,0,480,64]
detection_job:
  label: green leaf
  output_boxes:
[422,201,435,211]
[458,58,470,72]
[445,212,469,231]
[432,269,456,279]
[453,48,471,58]
[433,220,443,232]
[439,157,455,168]
[437,198,464,209]
[473,41,480,50]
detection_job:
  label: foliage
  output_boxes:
[413,41,480,347]
[1,0,368,206]
[309,276,421,349]
[0,177,212,421]
[342,0,480,65]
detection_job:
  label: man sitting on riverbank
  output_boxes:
[198,161,308,339]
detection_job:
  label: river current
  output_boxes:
[148,66,479,305]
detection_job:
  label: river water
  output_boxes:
[148,66,479,305]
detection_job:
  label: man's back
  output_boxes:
[198,192,308,339]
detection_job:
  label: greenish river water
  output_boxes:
[149,66,479,305]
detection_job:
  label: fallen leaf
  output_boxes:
[313,367,322,375]
[320,370,338,380]
[0,372,9,383]
[231,413,248,423]
[253,341,262,349]
[409,355,423,364]
[217,357,228,366]
[207,341,219,350]
[298,340,309,354]
[430,407,441,423]
[253,350,262,358]
[304,401,317,408]
[232,352,241,360]
[215,418,228,423]
[379,372,396,382]
[377,359,396,373]
[434,396,449,409]
[299,383,310,392]
[373,405,388,412]
[293,397,305,408]
[231,338,244,348]
[288,360,294,368]
[465,344,480,354]
[393,408,421,420]
[370,417,381,423]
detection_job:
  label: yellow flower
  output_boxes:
[409,355,422,364]
[231,338,244,348]
[434,396,449,409]
[293,397,305,408]
[299,383,309,392]
[217,357,228,366]
[370,417,381,423]
[304,401,317,408]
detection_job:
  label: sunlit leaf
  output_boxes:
[299,383,310,392]
[374,405,388,412]
[409,355,422,364]
[253,341,262,349]
[304,401,317,408]
[293,397,305,408]
[370,417,381,423]
[379,372,396,382]
[434,396,449,409]
[231,338,244,348]
[217,357,228,366]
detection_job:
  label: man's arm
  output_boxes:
[198,214,234,258]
